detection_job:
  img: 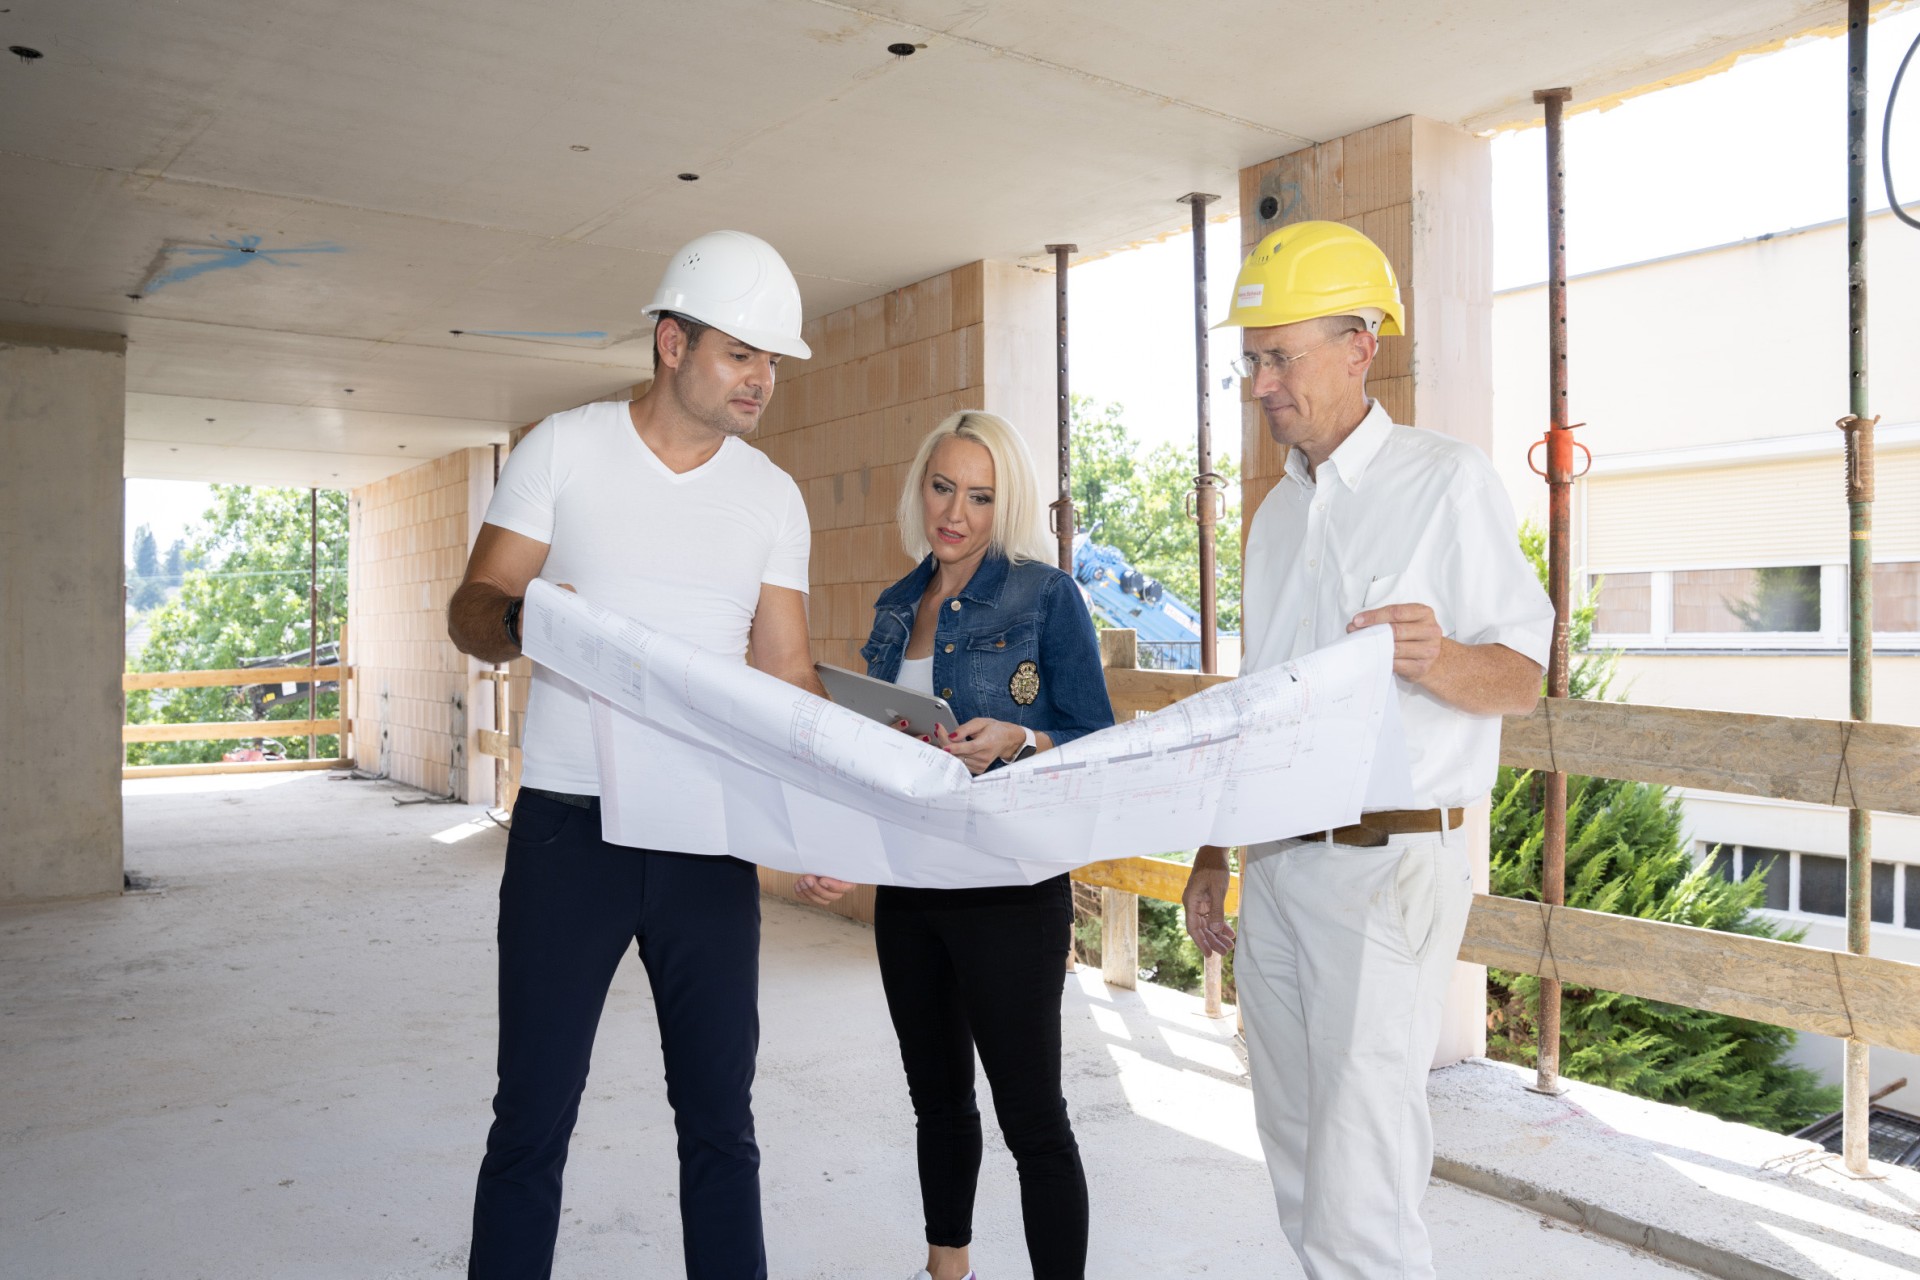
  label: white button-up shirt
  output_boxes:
[1241,401,1554,809]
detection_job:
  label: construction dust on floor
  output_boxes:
[0,773,1707,1279]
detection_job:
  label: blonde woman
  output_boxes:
[862,411,1111,1280]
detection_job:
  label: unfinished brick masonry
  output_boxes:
[347,448,496,802]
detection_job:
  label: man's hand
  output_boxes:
[448,524,551,663]
[794,874,854,906]
[1349,602,1443,685]
[1182,846,1237,957]
[1349,602,1542,716]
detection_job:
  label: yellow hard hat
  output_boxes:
[1216,221,1405,336]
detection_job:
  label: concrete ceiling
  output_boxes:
[0,0,1836,487]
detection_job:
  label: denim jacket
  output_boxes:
[861,553,1115,753]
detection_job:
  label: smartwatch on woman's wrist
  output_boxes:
[1007,725,1038,762]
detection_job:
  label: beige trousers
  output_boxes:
[1235,830,1474,1280]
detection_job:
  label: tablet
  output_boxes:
[816,663,960,739]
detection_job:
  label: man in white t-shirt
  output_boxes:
[1181,223,1553,1280]
[447,231,851,1280]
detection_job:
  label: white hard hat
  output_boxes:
[643,230,812,360]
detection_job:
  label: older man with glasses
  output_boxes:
[1182,221,1553,1280]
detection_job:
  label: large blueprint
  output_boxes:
[521,579,1410,888]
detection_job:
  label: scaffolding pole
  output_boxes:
[1532,86,1574,1096]
[1177,195,1223,677]
[1841,0,1877,1178]
[308,487,319,763]
[1046,243,1077,573]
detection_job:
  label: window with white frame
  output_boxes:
[1698,842,1911,927]
[1589,562,1919,648]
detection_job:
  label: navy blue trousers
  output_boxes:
[469,790,766,1280]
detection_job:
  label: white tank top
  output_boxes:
[894,654,935,697]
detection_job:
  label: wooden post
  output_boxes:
[308,487,319,763]
[1101,886,1138,990]
[1203,952,1224,1018]
[1098,627,1140,988]
[338,623,352,766]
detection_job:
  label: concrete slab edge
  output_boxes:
[1432,1155,1802,1280]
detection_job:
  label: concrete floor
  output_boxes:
[0,773,1707,1280]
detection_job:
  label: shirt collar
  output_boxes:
[875,551,1010,610]
[1283,399,1394,492]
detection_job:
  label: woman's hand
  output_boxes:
[936,718,1027,776]
[794,874,854,906]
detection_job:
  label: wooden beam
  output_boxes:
[1500,698,1920,817]
[1105,667,1235,718]
[1461,893,1920,1055]
[1072,855,1240,915]
[123,718,340,744]
[476,729,511,760]
[1099,628,1138,671]
[123,758,343,780]
[122,666,342,691]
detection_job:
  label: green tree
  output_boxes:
[1069,395,1243,633]
[1486,521,1838,1132]
[163,537,188,589]
[126,487,349,765]
[129,523,165,610]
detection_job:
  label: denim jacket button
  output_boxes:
[944,643,954,653]
[948,600,961,611]
[941,688,953,698]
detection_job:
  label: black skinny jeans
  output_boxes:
[469,791,766,1280]
[874,875,1088,1280]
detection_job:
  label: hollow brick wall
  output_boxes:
[347,448,495,801]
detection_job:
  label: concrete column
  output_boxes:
[1237,119,1496,1065]
[1,324,128,904]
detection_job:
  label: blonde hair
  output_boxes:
[897,411,1055,565]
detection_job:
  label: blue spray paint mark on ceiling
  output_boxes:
[141,235,344,294]
[462,329,610,340]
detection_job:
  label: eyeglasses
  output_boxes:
[1229,332,1353,380]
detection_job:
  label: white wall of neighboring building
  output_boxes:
[1493,210,1920,527]
[1491,210,1920,1114]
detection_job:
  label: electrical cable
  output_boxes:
[1888,26,1920,231]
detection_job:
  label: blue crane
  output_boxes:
[1069,534,1232,671]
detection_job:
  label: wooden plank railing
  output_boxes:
[1074,633,1920,1051]
[124,718,340,744]
[1501,698,1920,816]
[122,665,336,692]
[1461,894,1920,1055]
[120,641,354,776]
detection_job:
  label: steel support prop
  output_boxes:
[1532,87,1574,1096]
[1178,194,1223,679]
[1841,0,1876,1177]
[308,487,319,762]
[1046,243,1077,573]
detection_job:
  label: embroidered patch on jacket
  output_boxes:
[1009,661,1040,706]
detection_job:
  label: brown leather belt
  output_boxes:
[1326,808,1465,847]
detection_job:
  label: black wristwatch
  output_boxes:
[503,597,524,649]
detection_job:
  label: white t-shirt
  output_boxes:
[894,654,935,697]
[1241,401,1554,809]
[484,401,811,794]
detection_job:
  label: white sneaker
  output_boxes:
[905,1273,975,1280]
